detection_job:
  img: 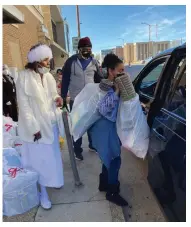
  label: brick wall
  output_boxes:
[41,5,53,41]
[3,6,42,69]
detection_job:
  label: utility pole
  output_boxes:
[141,22,158,58]
[76,5,81,38]
[118,38,125,46]
[156,24,158,39]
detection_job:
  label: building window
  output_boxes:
[51,20,57,43]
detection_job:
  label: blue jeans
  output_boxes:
[102,156,121,185]
[70,100,94,155]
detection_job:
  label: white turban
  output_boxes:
[27,44,53,63]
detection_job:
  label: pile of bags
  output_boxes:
[70,80,150,159]
[3,116,23,155]
[3,116,39,217]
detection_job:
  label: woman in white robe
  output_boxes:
[16,44,65,210]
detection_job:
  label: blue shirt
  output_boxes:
[79,57,92,71]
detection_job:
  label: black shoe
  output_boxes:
[106,182,128,207]
[75,153,84,161]
[99,173,108,192]
[106,193,129,206]
[89,147,98,154]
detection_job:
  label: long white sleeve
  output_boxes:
[16,75,40,136]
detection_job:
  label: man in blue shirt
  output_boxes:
[61,37,102,161]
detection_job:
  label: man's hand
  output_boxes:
[55,97,63,107]
[34,131,42,142]
[62,97,69,112]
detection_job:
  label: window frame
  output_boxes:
[135,56,170,101]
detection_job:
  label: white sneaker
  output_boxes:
[40,194,52,210]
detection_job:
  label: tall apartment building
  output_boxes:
[123,43,136,63]
[3,5,69,79]
[123,40,171,63]
[112,46,124,60]
[170,39,182,48]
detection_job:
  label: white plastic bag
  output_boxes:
[13,137,23,155]
[3,132,15,148]
[3,116,18,137]
[71,83,106,142]
[3,170,39,217]
[117,94,150,159]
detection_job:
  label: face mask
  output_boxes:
[38,67,50,74]
[116,72,125,78]
[81,51,92,59]
[3,69,9,76]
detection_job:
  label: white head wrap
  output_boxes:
[27,44,53,63]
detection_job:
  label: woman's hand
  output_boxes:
[55,97,63,107]
[34,131,42,142]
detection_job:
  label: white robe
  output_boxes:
[21,124,64,187]
[16,70,64,144]
[16,69,64,187]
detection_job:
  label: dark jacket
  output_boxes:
[3,75,18,121]
[61,54,102,100]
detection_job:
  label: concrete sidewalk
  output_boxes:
[3,135,166,222]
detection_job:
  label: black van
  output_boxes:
[133,44,186,222]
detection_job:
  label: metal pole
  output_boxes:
[62,111,82,186]
[156,24,158,39]
[148,25,151,57]
[76,5,81,38]
[142,22,157,58]
[149,25,151,42]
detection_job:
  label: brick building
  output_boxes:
[41,5,69,70]
[113,46,124,61]
[3,5,69,79]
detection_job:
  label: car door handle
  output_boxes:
[153,128,167,142]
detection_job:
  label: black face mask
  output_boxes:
[81,51,92,59]
[116,72,125,77]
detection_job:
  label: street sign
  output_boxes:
[72,37,80,51]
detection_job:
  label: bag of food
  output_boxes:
[71,83,106,142]
[3,116,18,137]
[3,169,39,217]
[117,94,150,159]
[3,148,22,175]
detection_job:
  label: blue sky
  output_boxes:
[61,5,186,54]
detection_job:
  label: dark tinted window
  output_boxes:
[140,58,167,98]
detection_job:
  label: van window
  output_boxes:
[165,70,186,119]
[140,58,167,98]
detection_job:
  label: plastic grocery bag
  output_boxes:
[3,132,15,148]
[71,83,106,142]
[117,94,150,159]
[13,137,23,155]
[3,148,22,175]
[3,169,39,217]
[3,116,18,137]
